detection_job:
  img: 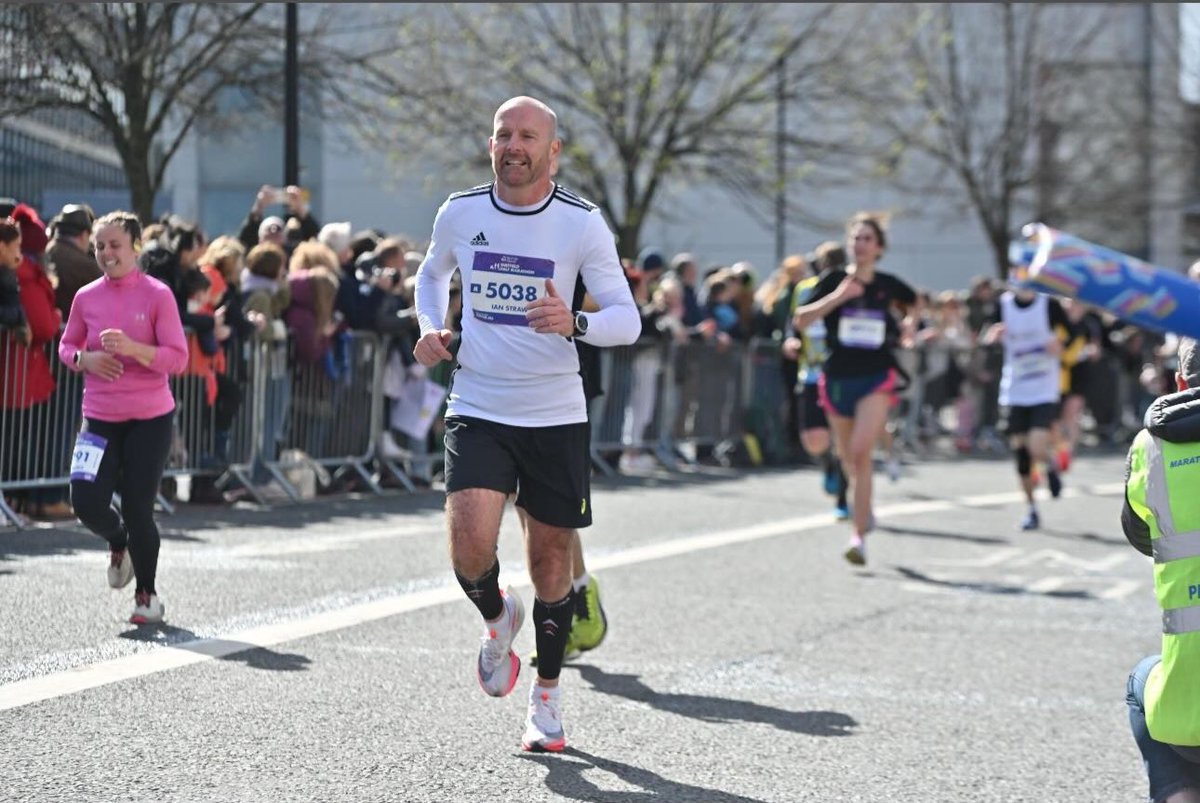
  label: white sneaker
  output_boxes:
[107,548,133,589]
[522,682,566,753]
[379,430,406,460]
[130,591,165,624]
[618,452,657,473]
[886,457,901,483]
[476,586,525,697]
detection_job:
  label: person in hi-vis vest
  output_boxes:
[1124,335,1200,803]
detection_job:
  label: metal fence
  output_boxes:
[0,328,1146,528]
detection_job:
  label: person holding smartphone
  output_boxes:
[237,184,320,254]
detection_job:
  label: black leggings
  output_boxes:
[70,411,174,595]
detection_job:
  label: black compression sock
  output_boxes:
[455,560,504,622]
[533,591,577,681]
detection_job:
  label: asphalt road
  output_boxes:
[0,452,1157,802]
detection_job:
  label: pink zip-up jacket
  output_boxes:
[58,270,188,422]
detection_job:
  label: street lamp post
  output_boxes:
[284,2,299,187]
[775,52,787,267]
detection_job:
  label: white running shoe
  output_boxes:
[477,586,525,697]
[522,682,566,753]
[885,457,901,483]
[107,548,133,589]
[618,452,658,473]
[130,591,165,624]
[379,430,406,459]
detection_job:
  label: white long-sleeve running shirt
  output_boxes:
[415,182,640,427]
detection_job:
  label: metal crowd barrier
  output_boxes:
[213,329,391,502]
[373,334,455,493]
[0,335,81,525]
[221,334,297,503]
[591,338,674,474]
[0,328,406,526]
[0,324,1154,528]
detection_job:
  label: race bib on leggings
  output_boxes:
[70,432,108,482]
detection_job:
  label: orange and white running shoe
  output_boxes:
[476,586,525,698]
[522,682,566,753]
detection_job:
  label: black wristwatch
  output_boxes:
[572,311,589,338]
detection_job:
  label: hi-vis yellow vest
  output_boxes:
[1127,429,1200,746]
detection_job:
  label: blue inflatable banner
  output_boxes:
[1012,223,1200,340]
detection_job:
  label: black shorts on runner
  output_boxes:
[443,415,593,529]
[999,403,1058,436]
[799,384,829,432]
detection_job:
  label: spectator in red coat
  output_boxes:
[1,204,72,520]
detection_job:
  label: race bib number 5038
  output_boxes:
[469,251,554,326]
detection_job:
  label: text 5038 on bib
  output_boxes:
[469,251,554,326]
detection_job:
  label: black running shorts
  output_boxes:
[443,415,593,529]
[999,402,1058,436]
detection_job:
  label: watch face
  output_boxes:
[575,313,588,334]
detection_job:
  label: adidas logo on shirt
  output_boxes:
[470,231,489,246]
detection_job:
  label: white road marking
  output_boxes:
[900,582,952,595]
[0,481,1128,713]
[927,547,1025,568]
[1024,576,1068,594]
[1098,579,1143,600]
[1008,549,1133,572]
[220,523,439,557]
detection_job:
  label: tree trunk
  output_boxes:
[614,220,643,263]
[988,227,1011,280]
[123,140,156,223]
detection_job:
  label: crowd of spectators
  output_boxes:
[605,240,1188,470]
[0,186,1189,518]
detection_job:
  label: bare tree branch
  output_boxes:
[335,3,853,258]
[833,4,1145,277]
[0,2,275,220]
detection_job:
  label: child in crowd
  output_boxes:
[705,278,743,339]
[182,267,222,358]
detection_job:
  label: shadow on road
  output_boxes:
[893,565,1095,600]
[1037,528,1127,546]
[574,665,857,736]
[875,523,1009,546]
[119,624,312,671]
[521,746,768,803]
[0,524,206,566]
[0,529,122,564]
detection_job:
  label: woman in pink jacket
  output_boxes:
[59,212,188,625]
